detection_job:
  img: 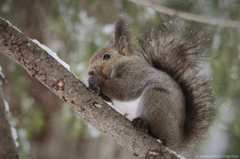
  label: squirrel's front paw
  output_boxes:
[132,117,151,133]
[99,73,109,80]
[88,73,108,91]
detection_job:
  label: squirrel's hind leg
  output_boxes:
[132,117,151,133]
[135,87,184,148]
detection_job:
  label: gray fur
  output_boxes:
[88,19,214,157]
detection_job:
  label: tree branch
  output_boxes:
[0,76,19,158]
[128,0,240,28]
[0,17,183,159]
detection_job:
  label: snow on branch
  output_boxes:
[128,0,240,28]
[31,39,70,71]
[0,17,183,159]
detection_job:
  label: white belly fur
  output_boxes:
[112,95,143,121]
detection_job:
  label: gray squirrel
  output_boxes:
[88,19,214,157]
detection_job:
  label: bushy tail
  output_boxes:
[137,21,214,152]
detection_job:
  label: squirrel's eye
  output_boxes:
[103,54,111,60]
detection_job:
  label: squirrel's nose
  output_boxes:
[88,69,95,76]
[88,67,101,76]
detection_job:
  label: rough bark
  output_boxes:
[0,79,19,159]
[0,17,182,159]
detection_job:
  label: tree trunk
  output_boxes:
[0,78,19,159]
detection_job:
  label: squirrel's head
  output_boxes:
[88,18,133,78]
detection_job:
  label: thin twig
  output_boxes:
[128,0,240,28]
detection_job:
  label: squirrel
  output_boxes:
[88,19,214,157]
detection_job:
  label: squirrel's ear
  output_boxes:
[114,18,132,56]
[118,35,132,56]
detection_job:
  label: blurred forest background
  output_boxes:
[0,0,240,159]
